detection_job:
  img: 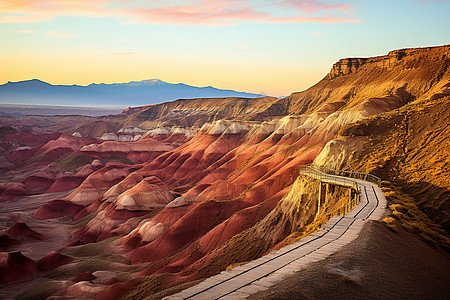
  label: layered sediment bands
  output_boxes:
[79,138,174,163]
[80,139,172,153]
[96,97,401,296]
[8,134,102,167]
[122,96,280,129]
[328,46,448,79]
[114,176,174,211]
[2,45,449,299]
[72,120,124,138]
[64,163,139,206]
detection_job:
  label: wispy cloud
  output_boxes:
[269,0,355,14]
[311,31,329,37]
[17,29,33,33]
[0,0,359,26]
[45,31,74,38]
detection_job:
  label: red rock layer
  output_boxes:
[0,182,29,202]
[33,199,85,220]
[6,222,47,240]
[0,251,37,284]
[5,131,62,147]
[37,251,73,273]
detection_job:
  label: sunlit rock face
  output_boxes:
[200,120,256,135]
[100,128,145,142]
[80,139,172,153]
[103,171,146,203]
[114,176,174,211]
[64,163,136,206]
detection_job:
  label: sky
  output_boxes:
[1,0,449,97]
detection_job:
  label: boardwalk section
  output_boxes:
[166,168,386,300]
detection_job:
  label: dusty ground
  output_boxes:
[249,221,450,300]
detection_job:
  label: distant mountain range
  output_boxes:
[0,79,264,107]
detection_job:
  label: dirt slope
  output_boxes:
[249,221,450,300]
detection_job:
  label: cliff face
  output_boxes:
[282,44,450,115]
[326,46,443,79]
[328,57,370,79]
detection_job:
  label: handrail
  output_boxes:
[298,164,365,217]
[298,165,359,190]
[309,163,381,184]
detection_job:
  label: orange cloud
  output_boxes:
[0,0,359,25]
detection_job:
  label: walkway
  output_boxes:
[165,174,386,300]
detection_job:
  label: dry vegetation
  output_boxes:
[381,182,449,250]
[342,95,450,250]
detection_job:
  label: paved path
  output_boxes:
[166,178,386,300]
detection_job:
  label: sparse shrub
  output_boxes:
[382,182,449,249]
[392,210,405,220]
[390,204,405,212]
[381,217,398,232]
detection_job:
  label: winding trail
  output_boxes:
[166,174,386,300]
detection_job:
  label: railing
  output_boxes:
[298,164,365,217]
[309,163,381,185]
[298,165,359,190]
